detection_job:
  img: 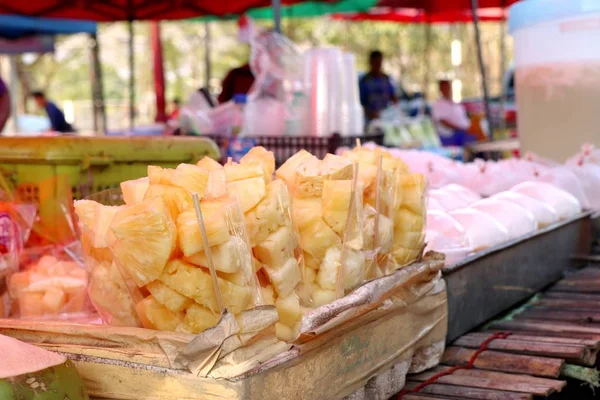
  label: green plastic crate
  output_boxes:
[0,136,220,201]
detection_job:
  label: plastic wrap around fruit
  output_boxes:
[8,252,90,320]
[225,148,304,342]
[277,151,365,310]
[75,161,263,335]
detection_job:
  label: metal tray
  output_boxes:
[443,212,592,341]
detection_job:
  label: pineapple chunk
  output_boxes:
[316,246,342,291]
[176,206,230,257]
[322,180,352,235]
[144,184,193,221]
[42,287,67,314]
[108,197,176,287]
[391,247,422,269]
[180,303,220,334]
[261,285,275,305]
[121,177,150,206]
[224,161,265,182]
[292,197,322,232]
[393,208,425,233]
[342,248,366,292]
[276,149,313,187]
[205,169,227,200]
[185,237,243,273]
[399,173,426,214]
[393,228,425,249]
[196,156,222,171]
[148,165,175,185]
[227,177,266,213]
[294,156,324,198]
[363,206,394,254]
[311,284,336,307]
[74,200,99,232]
[217,270,246,286]
[146,280,193,313]
[171,163,209,197]
[8,272,29,298]
[303,252,320,270]
[302,263,317,285]
[93,205,123,248]
[275,322,300,342]
[160,259,250,314]
[275,294,302,326]
[19,292,45,317]
[240,146,275,183]
[320,154,353,181]
[136,296,183,331]
[263,258,301,297]
[254,226,295,269]
[298,218,341,260]
[244,180,288,247]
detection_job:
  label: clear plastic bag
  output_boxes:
[7,244,91,321]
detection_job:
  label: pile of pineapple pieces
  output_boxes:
[8,255,88,318]
[74,145,425,342]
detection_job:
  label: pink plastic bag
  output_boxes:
[536,167,588,209]
[492,191,558,228]
[470,198,537,239]
[449,208,510,251]
[511,181,582,220]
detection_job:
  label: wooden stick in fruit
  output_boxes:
[369,155,383,279]
[335,162,359,300]
[192,193,225,313]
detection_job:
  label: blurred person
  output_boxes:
[218,63,255,104]
[31,91,75,133]
[359,50,398,123]
[168,98,181,121]
[0,76,9,133]
[431,80,477,146]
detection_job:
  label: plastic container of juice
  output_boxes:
[509,0,600,161]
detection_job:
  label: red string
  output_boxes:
[397,331,512,399]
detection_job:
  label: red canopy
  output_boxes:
[0,0,337,21]
[374,0,518,11]
[333,7,508,23]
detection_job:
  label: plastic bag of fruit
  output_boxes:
[223,148,306,341]
[277,150,365,310]
[7,243,91,320]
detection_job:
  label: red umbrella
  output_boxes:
[375,0,517,11]
[0,0,337,21]
[333,7,508,23]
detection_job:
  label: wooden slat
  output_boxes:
[485,329,600,341]
[441,347,563,378]
[544,292,600,301]
[491,319,600,336]
[452,335,590,363]
[533,299,600,309]
[409,366,565,396]
[466,332,600,349]
[517,308,600,324]
[402,383,532,400]
[403,395,452,400]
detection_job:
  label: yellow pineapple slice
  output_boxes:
[19,292,45,317]
[316,246,341,291]
[108,197,176,287]
[298,218,341,260]
[261,285,275,305]
[143,184,193,221]
[179,303,220,334]
[74,199,99,232]
[276,149,313,188]
[160,259,250,314]
[342,248,366,292]
[393,208,425,233]
[170,163,209,198]
[254,226,295,269]
[121,177,150,206]
[240,146,276,183]
[185,237,243,273]
[321,180,353,235]
[217,270,246,286]
[263,257,301,297]
[227,177,266,213]
[147,165,175,185]
[224,161,265,182]
[320,154,353,181]
[244,180,288,247]
[196,156,222,171]
[399,173,426,214]
[363,206,394,255]
[311,283,336,307]
[136,295,184,331]
[292,197,322,231]
[391,247,423,270]
[146,280,193,313]
[93,205,123,248]
[176,205,230,257]
[275,293,302,326]
[294,156,324,198]
[275,322,300,342]
[42,287,67,314]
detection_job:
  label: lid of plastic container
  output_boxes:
[232,94,247,104]
[509,0,600,33]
